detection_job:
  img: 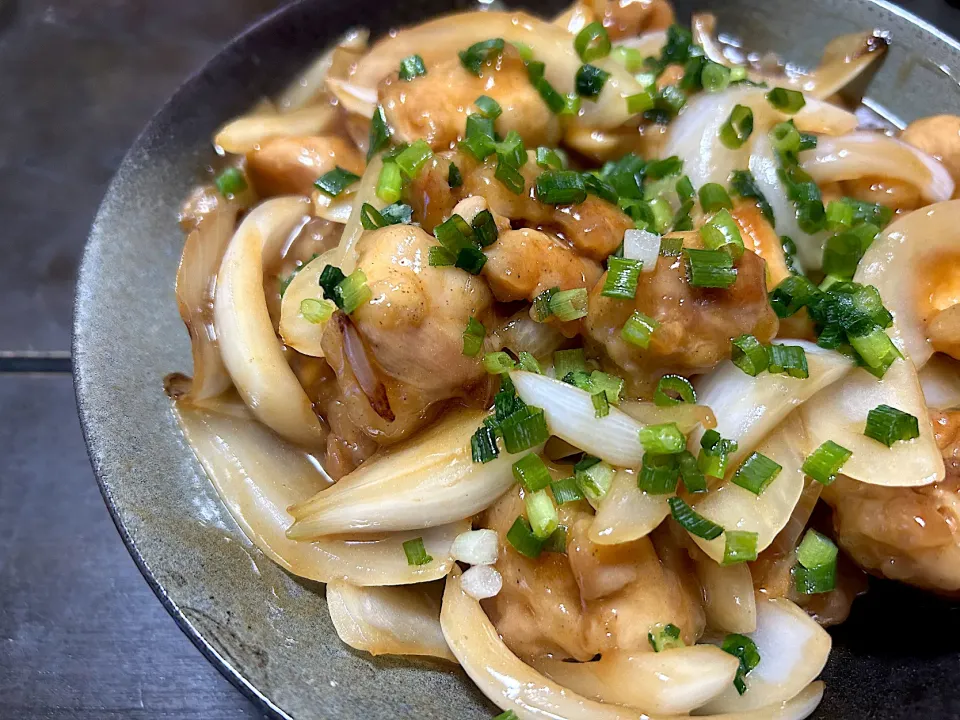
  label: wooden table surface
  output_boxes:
[1,0,958,718]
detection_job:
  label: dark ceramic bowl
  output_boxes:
[74,0,960,718]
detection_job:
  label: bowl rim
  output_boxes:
[71,1,960,719]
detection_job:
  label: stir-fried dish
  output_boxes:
[167,1,960,717]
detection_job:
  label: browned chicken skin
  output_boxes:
[246,135,364,197]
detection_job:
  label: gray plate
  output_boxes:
[74,0,960,718]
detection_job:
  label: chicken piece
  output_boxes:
[380,49,561,151]
[585,240,778,394]
[730,199,791,289]
[481,489,704,662]
[563,121,669,164]
[901,115,960,192]
[822,410,960,594]
[246,135,364,197]
[320,224,494,444]
[840,176,923,213]
[596,0,675,40]
[928,305,960,360]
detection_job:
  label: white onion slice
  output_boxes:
[695,558,757,634]
[441,569,825,720]
[332,156,384,275]
[690,342,854,467]
[690,414,810,563]
[451,529,499,566]
[277,28,368,113]
[213,105,336,154]
[278,250,338,358]
[800,360,944,487]
[590,468,670,545]
[460,565,503,600]
[288,409,538,537]
[619,400,717,435]
[214,197,327,448]
[617,30,669,59]
[172,395,465,585]
[699,599,831,714]
[855,199,960,368]
[800,133,955,204]
[623,229,661,272]
[920,354,960,409]
[311,188,355,224]
[511,370,645,467]
[326,581,456,661]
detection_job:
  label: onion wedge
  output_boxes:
[214,197,327,448]
[213,105,336,154]
[287,409,539,538]
[590,468,670,545]
[619,400,717,435]
[326,581,455,661]
[699,599,831,714]
[441,569,825,720]
[333,155,384,275]
[278,250,338,357]
[695,558,757,634]
[690,342,854,468]
[511,370,645,467]
[173,395,465,585]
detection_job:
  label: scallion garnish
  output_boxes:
[802,440,852,485]
[535,147,565,170]
[496,130,527,169]
[719,104,753,149]
[461,113,497,160]
[723,530,759,564]
[435,213,474,254]
[700,208,745,259]
[731,334,770,377]
[602,257,642,299]
[794,528,838,594]
[653,374,696,406]
[299,298,335,324]
[575,457,615,503]
[517,351,541,375]
[367,105,392,161]
[333,269,372,314]
[864,404,920,446]
[848,323,901,377]
[575,63,610,98]
[513,452,552,492]
[470,425,499,463]
[648,623,684,652]
[589,370,624,404]
[698,182,732,213]
[394,139,433,179]
[626,90,655,114]
[500,406,549,453]
[668,496,724,540]
[534,286,560,321]
[769,274,818,318]
[462,317,486,357]
[448,162,463,188]
[550,476,585,505]
[574,21,611,62]
[459,38,506,75]
[474,94,503,119]
[472,210,499,247]
[639,422,687,455]
[318,264,346,301]
[399,54,427,81]
[702,61,732,92]
[732,451,782,495]
[722,633,761,695]
[639,453,680,494]
[766,86,806,113]
[506,516,544,558]
[428,246,455,267]
[314,166,361,197]
[536,170,587,205]
[495,155,525,195]
[658,235,684,257]
[730,170,775,225]
[525,488,559,539]
[553,348,586,378]
[214,167,247,196]
[583,173,618,204]
[402,537,433,566]
[683,248,738,288]
[592,391,610,418]
[678,450,707,493]
[767,343,809,378]
[483,351,517,375]
[376,161,402,203]
[549,288,589,321]
[770,121,802,162]
[698,429,738,480]
[493,711,520,720]
[621,310,660,348]
[822,231,864,280]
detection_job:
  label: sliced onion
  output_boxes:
[690,414,809,563]
[451,529,499,565]
[278,250,338,358]
[491,311,567,359]
[800,133,955,205]
[695,558,757,634]
[172,394,465,585]
[617,30,668,59]
[332,155,384,275]
[533,648,738,715]
[312,188,355,224]
[690,342,854,468]
[619,400,717,435]
[855,199,960,368]
[213,105,336,154]
[460,564,503,600]
[441,569,826,720]
[699,599,831,714]
[511,370,645,467]
[920,354,960,409]
[623,228,661,272]
[590,468,670,545]
[326,581,456,661]
[287,409,539,537]
[213,197,328,448]
[800,360,944,487]
[277,28,368,113]
[792,98,859,136]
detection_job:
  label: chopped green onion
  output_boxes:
[729,66,748,82]
[731,334,769,377]
[699,183,733,213]
[700,208,745,259]
[680,55,706,92]
[848,324,901,377]
[399,54,427,81]
[553,348,586,378]
[845,198,894,229]
[722,633,761,695]
[770,121,802,161]
[767,344,809,379]
[495,155,525,195]
[822,231,864,280]
[575,21,611,62]
[560,93,582,115]
[864,404,920,447]
[701,61,732,92]
[639,422,686,455]
[513,452,552,492]
[517,351,541,374]
[459,38,506,75]
[471,210,499,248]
[621,310,660,348]
[536,170,587,205]
[626,90,655,114]
[583,173,618,204]
[376,161,402,203]
[794,528,838,594]
[549,288,589,321]
[826,199,855,230]
[769,274,818,318]
[483,351,517,375]
[528,69,567,114]
[592,391,610,418]
[551,476,585,505]
[645,156,683,180]
[214,167,247,196]
[654,375,696,406]
[658,235,684,257]
[602,257,642,299]
[575,64,610,98]
[367,105,392,161]
[723,530,759,564]
[462,317,486,357]
[719,105,753,149]
[428,246,456,267]
[575,458,615,503]
[534,286,560,321]
[589,370,624,404]
[648,623,684,652]
[525,488,559,539]
[699,430,738,480]
[448,162,463,188]
[506,516,544,558]
[610,45,645,72]
[668,496,724,540]
[402,537,433,566]
[677,450,707,493]
[435,213,474,254]
[639,453,680,494]
[493,711,520,720]
[535,147,565,170]
[684,248,738,289]
[496,130,527,169]
[333,269,372,314]
[646,197,673,233]
[315,166,361,197]
[475,94,503,118]
[802,440,852,485]
[500,406,550,453]
[732,451,783,495]
[766,86,806,113]
[730,170,775,225]
[461,114,497,160]
[380,202,412,226]
[542,525,568,554]
[394,139,433,179]
[318,264,346,301]
[471,425,499,463]
[299,298,335,324]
